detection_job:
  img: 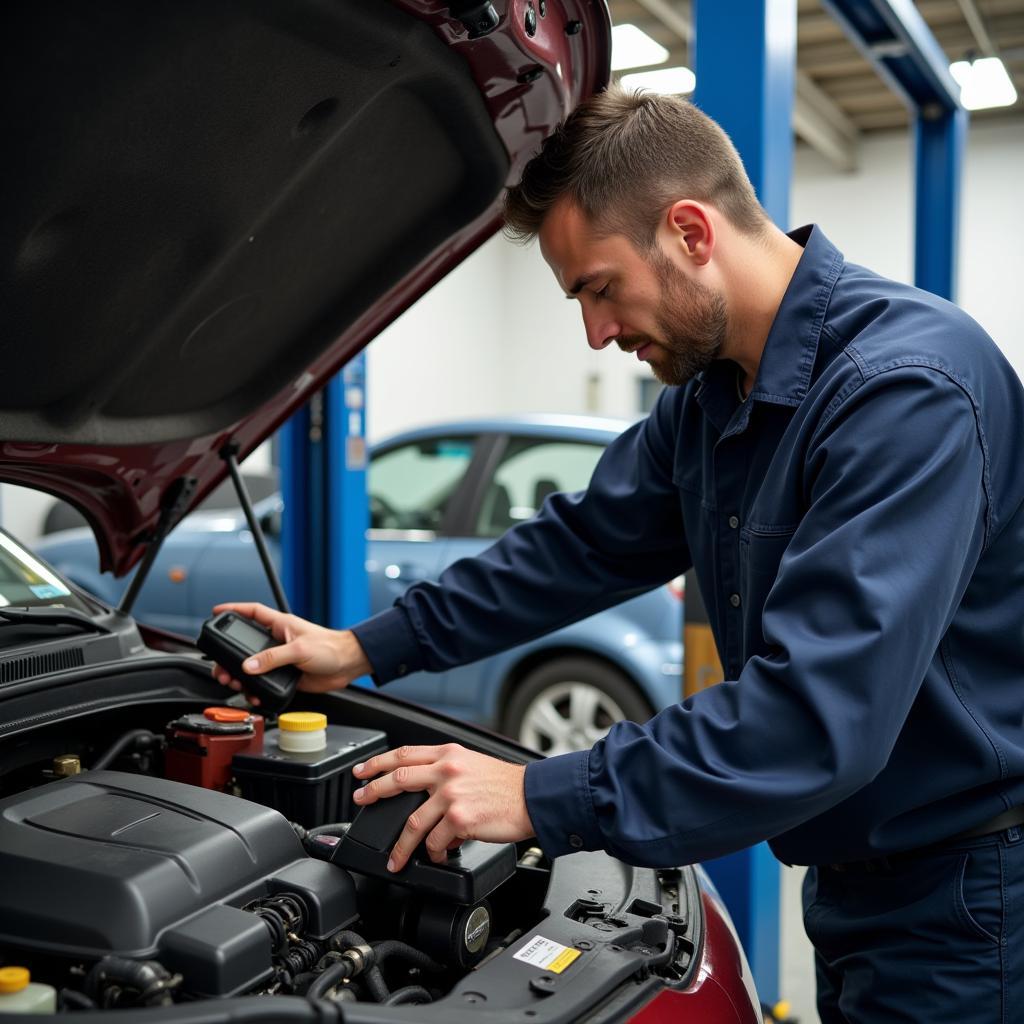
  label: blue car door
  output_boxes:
[438,433,607,714]
[365,433,481,705]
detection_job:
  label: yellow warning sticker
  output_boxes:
[513,934,582,975]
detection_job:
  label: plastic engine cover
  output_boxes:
[0,771,358,995]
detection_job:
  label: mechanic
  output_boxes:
[216,87,1024,1022]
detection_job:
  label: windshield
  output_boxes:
[0,531,93,614]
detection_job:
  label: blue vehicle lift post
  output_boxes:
[280,352,370,637]
[692,0,796,1003]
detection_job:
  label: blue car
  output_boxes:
[36,415,685,754]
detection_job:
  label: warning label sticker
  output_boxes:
[513,934,582,975]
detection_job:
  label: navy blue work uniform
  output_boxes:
[354,226,1024,1022]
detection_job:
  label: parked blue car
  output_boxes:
[35,415,685,753]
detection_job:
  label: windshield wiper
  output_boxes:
[0,606,111,635]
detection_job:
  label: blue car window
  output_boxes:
[369,437,476,533]
[476,439,604,539]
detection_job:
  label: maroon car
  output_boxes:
[0,2,760,1020]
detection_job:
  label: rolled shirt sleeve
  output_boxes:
[526,366,989,865]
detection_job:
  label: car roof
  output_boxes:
[374,413,636,450]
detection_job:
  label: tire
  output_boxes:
[502,657,654,756]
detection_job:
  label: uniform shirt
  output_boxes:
[353,226,1024,867]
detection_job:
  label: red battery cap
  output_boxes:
[204,706,252,723]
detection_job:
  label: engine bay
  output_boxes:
[0,660,700,1019]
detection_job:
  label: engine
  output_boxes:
[0,709,528,1011]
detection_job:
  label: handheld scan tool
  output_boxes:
[197,612,300,713]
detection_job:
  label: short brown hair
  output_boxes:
[503,85,768,248]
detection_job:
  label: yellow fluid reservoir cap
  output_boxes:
[278,712,327,732]
[0,967,30,993]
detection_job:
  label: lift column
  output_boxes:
[279,354,370,642]
[691,0,796,1004]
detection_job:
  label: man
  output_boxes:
[216,87,1024,1021]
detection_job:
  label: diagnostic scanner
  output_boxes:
[196,612,300,713]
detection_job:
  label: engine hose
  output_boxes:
[306,822,351,841]
[254,908,288,952]
[279,940,324,976]
[91,729,160,771]
[327,930,372,954]
[365,965,392,1003]
[251,893,308,955]
[59,989,95,1010]
[370,940,445,973]
[324,930,390,1003]
[84,956,179,1008]
[384,985,432,1006]
[304,960,356,1001]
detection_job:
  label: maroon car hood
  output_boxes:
[0,0,609,575]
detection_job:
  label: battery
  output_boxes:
[231,724,388,829]
[165,707,265,791]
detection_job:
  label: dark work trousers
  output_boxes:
[802,826,1024,1023]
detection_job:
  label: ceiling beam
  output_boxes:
[793,70,860,170]
[629,0,860,170]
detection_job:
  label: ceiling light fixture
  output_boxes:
[611,24,670,71]
[949,57,1018,110]
[620,66,697,96]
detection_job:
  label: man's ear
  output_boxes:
[665,201,715,266]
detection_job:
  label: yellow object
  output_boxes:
[683,623,725,697]
[278,712,328,732]
[0,968,29,994]
[773,1001,792,1020]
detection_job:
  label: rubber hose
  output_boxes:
[92,729,159,771]
[305,961,355,1002]
[384,985,432,1006]
[370,940,444,973]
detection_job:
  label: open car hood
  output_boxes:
[0,0,610,575]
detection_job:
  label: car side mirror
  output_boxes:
[259,507,282,538]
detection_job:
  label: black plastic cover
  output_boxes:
[332,793,517,905]
[0,770,358,993]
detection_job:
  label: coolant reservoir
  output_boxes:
[0,967,56,1014]
[277,711,328,753]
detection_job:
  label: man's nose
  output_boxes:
[582,310,620,351]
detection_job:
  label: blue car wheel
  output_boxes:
[502,656,654,756]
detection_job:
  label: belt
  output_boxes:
[826,804,1024,874]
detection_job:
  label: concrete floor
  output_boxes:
[780,865,820,1023]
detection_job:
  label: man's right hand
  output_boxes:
[209,602,372,698]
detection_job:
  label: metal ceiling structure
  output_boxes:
[610,0,1023,170]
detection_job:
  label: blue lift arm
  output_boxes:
[819,0,967,300]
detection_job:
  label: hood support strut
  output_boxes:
[220,442,291,614]
[118,476,198,616]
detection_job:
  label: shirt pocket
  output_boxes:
[739,525,797,655]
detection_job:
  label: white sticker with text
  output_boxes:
[513,934,582,974]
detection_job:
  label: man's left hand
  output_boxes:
[351,744,536,872]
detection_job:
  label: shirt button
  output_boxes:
[730,593,741,608]
[568,834,584,849]
[728,515,740,529]
[397,663,408,676]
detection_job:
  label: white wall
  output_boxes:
[792,118,1024,378]
[365,116,1024,447]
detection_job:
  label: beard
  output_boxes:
[617,248,727,387]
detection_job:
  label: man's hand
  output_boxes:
[210,602,371,700]
[351,744,536,872]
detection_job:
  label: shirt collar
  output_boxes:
[747,224,845,407]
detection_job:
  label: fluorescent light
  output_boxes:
[949,57,1018,110]
[611,24,670,71]
[620,66,697,96]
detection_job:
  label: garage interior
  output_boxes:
[1,2,1022,1021]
